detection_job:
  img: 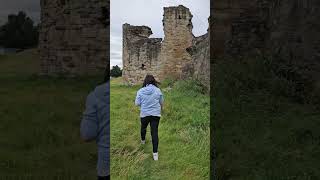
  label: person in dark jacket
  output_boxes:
[135,75,164,161]
[80,74,109,180]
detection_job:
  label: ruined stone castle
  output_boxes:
[122,5,210,87]
[39,0,109,76]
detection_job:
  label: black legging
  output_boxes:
[140,116,160,153]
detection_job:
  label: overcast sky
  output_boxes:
[0,0,209,68]
[111,0,210,68]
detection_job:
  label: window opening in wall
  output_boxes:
[141,64,146,70]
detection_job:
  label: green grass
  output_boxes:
[0,49,40,77]
[110,78,210,179]
[213,58,320,179]
[0,49,103,179]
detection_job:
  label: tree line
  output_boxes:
[0,11,39,49]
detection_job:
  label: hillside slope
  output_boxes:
[110,78,210,179]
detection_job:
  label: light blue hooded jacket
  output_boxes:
[80,82,109,176]
[135,84,164,118]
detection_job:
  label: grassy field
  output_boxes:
[0,49,103,179]
[5,48,319,179]
[110,78,210,179]
[213,58,320,179]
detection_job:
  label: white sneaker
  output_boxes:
[141,140,146,144]
[153,152,158,161]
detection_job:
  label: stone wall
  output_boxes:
[211,0,257,59]
[122,5,209,86]
[187,32,210,91]
[265,0,320,85]
[122,24,162,85]
[212,0,320,96]
[212,0,320,68]
[39,0,109,76]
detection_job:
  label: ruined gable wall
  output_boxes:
[39,0,109,76]
[122,24,162,85]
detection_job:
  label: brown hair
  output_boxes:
[142,74,159,87]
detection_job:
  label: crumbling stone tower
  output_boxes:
[39,0,109,76]
[160,5,194,80]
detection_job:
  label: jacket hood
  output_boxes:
[140,84,156,95]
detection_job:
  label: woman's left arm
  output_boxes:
[135,91,141,106]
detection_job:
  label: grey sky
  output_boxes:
[111,0,210,68]
[0,0,40,25]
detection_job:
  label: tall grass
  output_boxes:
[110,78,210,179]
[213,58,320,179]
[0,50,103,179]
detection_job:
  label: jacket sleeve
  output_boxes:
[159,89,164,104]
[80,92,98,141]
[135,91,141,106]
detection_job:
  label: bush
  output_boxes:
[160,78,175,89]
[174,79,207,94]
[110,65,122,77]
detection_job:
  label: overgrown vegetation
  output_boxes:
[110,77,210,179]
[213,57,320,179]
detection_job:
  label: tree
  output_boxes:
[110,65,122,77]
[0,11,39,49]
